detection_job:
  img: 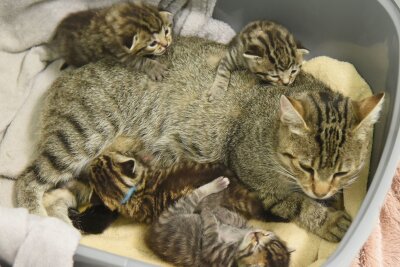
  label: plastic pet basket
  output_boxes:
[74,0,400,266]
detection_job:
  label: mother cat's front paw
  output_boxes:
[317,209,352,242]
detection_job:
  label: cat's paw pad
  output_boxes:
[319,209,352,242]
[147,62,167,81]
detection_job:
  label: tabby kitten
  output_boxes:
[49,2,172,81]
[16,37,384,243]
[45,151,266,232]
[208,20,309,100]
[147,177,291,267]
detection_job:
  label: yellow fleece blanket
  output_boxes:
[80,56,373,267]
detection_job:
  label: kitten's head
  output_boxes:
[89,152,148,204]
[276,92,384,199]
[235,230,290,267]
[110,3,173,57]
[240,21,308,86]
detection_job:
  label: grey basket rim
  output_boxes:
[324,0,400,266]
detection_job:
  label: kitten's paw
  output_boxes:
[201,176,230,195]
[318,209,352,242]
[210,176,230,192]
[147,62,167,81]
[206,85,225,102]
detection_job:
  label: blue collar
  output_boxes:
[120,186,137,205]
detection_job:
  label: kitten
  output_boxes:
[17,36,384,243]
[207,20,309,101]
[43,151,267,232]
[48,2,173,81]
[147,177,291,267]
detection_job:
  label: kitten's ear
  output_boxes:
[297,48,310,55]
[159,11,173,25]
[119,159,136,174]
[243,45,264,59]
[123,34,139,51]
[352,93,385,135]
[280,95,309,134]
[111,153,136,174]
[295,40,310,55]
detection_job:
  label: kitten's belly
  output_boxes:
[219,224,248,243]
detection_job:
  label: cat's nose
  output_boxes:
[160,41,168,47]
[313,182,330,198]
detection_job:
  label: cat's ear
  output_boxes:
[297,48,310,55]
[243,45,264,59]
[280,95,309,134]
[159,11,173,25]
[295,40,310,55]
[123,34,139,51]
[352,93,385,136]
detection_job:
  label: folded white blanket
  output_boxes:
[0,207,80,267]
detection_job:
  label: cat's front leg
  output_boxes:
[129,57,167,81]
[264,192,352,242]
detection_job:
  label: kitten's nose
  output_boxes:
[160,41,168,47]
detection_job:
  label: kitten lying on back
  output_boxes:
[147,177,291,267]
[48,2,172,81]
[208,20,309,100]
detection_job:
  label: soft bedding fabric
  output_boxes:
[0,0,382,266]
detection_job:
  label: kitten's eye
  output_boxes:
[165,28,169,35]
[333,171,349,179]
[299,163,314,175]
[149,41,158,47]
[291,69,298,74]
[269,74,279,79]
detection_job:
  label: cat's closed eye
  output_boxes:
[333,171,349,179]
[299,162,314,175]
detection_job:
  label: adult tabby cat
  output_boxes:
[147,177,291,267]
[48,2,172,81]
[16,36,384,242]
[208,20,309,100]
[44,151,266,233]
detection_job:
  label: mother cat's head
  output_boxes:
[276,91,384,199]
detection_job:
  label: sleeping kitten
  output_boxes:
[207,20,309,100]
[43,151,267,232]
[48,2,172,81]
[147,177,291,267]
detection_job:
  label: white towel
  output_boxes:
[0,0,235,179]
[0,207,80,267]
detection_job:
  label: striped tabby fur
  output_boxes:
[208,20,308,100]
[44,151,266,228]
[147,177,290,267]
[48,2,173,81]
[17,37,384,243]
